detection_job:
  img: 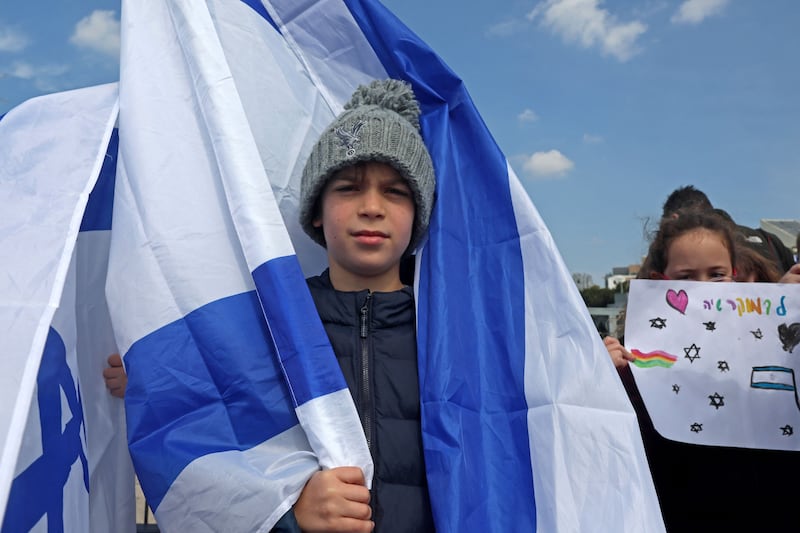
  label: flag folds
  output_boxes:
[2,0,664,531]
[113,1,663,530]
[0,85,134,532]
[110,1,370,531]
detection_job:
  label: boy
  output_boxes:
[275,79,436,532]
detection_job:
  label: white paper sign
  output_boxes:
[626,279,800,450]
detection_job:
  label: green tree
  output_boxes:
[579,286,616,307]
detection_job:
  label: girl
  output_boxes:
[606,209,737,368]
[638,208,736,283]
[734,242,783,282]
[609,209,799,531]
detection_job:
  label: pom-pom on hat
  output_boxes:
[299,79,435,252]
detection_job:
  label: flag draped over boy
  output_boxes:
[0,0,663,531]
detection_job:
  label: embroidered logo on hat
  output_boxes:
[334,120,365,157]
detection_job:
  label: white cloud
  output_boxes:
[0,24,30,52]
[8,61,34,79]
[0,59,64,90]
[518,108,539,123]
[671,0,729,25]
[528,0,647,62]
[486,19,529,38]
[2,61,69,86]
[70,10,120,57]
[522,149,574,178]
[5,62,64,80]
[583,133,604,143]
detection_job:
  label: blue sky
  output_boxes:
[2,0,798,285]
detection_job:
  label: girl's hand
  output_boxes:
[604,336,636,369]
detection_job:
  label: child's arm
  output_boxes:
[294,466,373,533]
[604,336,635,369]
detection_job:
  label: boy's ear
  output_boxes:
[312,217,322,228]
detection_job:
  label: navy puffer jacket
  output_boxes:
[307,270,434,533]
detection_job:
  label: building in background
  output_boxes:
[586,291,627,338]
[572,272,595,291]
[578,264,641,337]
[761,219,800,260]
[605,264,640,290]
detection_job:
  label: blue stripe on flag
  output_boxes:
[344,1,536,529]
[2,329,88,533]
[80,128,118,232]
[125,291,299,510]
[252,256,347,407]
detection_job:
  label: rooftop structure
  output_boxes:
[760,219,800,255]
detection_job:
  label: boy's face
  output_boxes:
[313,161,415,291]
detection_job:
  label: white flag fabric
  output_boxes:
[112,0,664,531]
[110,1,371,531]
[0,0,663,531]
[0,86,135,532]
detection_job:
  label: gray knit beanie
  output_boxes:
[299,79,435,252]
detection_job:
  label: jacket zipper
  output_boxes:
[359,292,373,452]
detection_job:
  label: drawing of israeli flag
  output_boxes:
[111,0,663,531]
[751,366,797,392]
[0,85,134,532]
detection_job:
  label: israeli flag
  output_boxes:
[110,0,664,531]
[110,1,370,531]
[0,85,135,532]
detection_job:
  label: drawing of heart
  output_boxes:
[666,289,688,314]
[778,323,800,354]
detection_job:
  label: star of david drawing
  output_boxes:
[649,317,667,329]
[683,343,701,363]
[717,361,730,372]
[703,321,716,331]
[751,328,763,340]
[781,425,793,436]
[672,384,680,394]
[708,392,725,409]
[690,422,703,433]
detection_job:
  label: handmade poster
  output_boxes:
[626,279,800,451]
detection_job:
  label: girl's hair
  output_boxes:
[734,242,782,282]
[638,208,737,279]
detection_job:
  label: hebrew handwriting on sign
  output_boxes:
[701,295,788,316]
[625,279,800,451]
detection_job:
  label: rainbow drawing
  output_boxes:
[631,349,678,369]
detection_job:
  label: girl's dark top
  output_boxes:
[619,365,799,532]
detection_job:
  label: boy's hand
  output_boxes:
[294,466,373,533]
[604,336,635,369]
[103,353,127,399]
